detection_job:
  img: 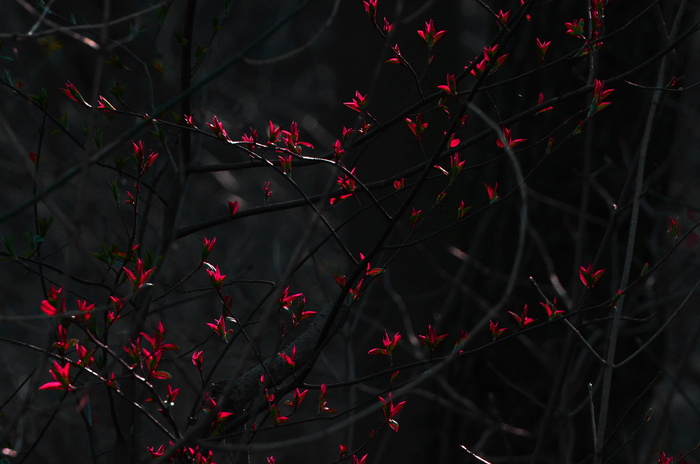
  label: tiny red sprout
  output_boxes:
[449,153,465,182]
[386,44,402,64]
[279,345,297,369]
[184,114,197,128]
[201,236,216,262]
[496,9,510,26]
[207,115,231,142]
[658,451,673,464]
[579,262,606,289]
[206,264,226,290]
[319,383,337,414]
[436,191,447,205]
[536,92,554,114]
[409,207,422,227]
[565,18,586,39]
[668,216,680,240]
[241,128,258,152]
[61,81,91,107]
[131,140,158,175]
[28,151,38,164]
[545,136,555,155]
[379,393,406,432]
[437,74,457,96]
[285,387,308,409]
[457,200,472,219]
[278,154,293,176]
[339,444,348,459]
[484,182,500,203]
[344,91,368,113]
[490,320,508,340]
[469,57,488,77]
[277,286,304,311]
[368,330,401,357]
[341,126,355,142]
[207,315,233,340]
[363,0,377,23]
[483,44,499,60]
[282,120,313,155]
[536,38,551,61]
[192,350,204,371]
[540,297,565,320]
[418,324,449,352]
[508,304,536,330]
[267,457,276,464]
[228,200,239,216]
[39,361,73,391]
[332,139,345,161]
[417,19,446,47]
[382,17,393,34]
[611,289,624,307]
[76,299,95,322]
[123,258,157,291]
[393,178,405,190]
[496,127,527,148]
[455,330,469,349]
[589,79,614,117]
[406,113,428,140]
[97,95,116,112]
[353,455,368,464]
[268,121,282,143]
[166,384,180,406]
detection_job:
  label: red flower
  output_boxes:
[417,19,446,47]
[344,91,368,113]
[418,324,449,352]
[579,262,606,289]
[379,393,406,432]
